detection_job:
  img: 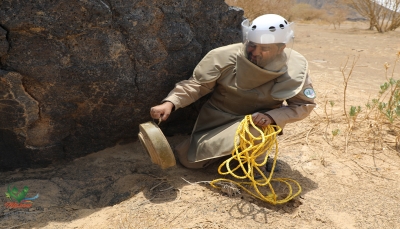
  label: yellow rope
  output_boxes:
[210,115,302,205]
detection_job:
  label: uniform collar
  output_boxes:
[235,45,287,90]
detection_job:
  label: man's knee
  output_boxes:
[178,157,213,169]
[174,138,212,169]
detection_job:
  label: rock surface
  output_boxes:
[0,0,243,171]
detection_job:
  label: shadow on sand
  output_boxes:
[0,136,318,228]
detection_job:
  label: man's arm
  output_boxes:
[265,74,316,128]
[150,77,215,121]
[162,76,215,110]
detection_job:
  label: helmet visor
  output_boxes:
[244,41,292,71]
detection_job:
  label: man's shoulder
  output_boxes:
[271,49,309,100]
[289,49,307,62]
[193,44,241,83]
[209,43,242,53]
[200,43,241,66]
[285,49,306,62]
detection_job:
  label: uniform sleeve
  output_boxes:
[265,74,316,129]
[161,76,216,110]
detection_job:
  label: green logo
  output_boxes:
[4,184,39,208]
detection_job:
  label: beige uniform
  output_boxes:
[163,43,316,168]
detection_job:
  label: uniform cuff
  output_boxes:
[265,110,286,129]
[161,96,180,110]
[264,113,276,125]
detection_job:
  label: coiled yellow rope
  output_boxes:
[210,115,302,205]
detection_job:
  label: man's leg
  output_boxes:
[248,126,269,176]
[175,138,221,169]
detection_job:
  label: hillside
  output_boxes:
[297,0,336,8]
[296,0,368,20]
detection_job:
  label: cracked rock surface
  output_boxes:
[0,0,243,171]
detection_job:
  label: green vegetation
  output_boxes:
[323,52,400,154]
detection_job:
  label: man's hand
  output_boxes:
[251,112,274,127]
[150,102,175,121]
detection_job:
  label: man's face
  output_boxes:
[246,42,286,67]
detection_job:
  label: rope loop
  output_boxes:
[210,115,302,204]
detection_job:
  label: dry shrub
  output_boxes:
[225,0,334,23]
[343,0,400,32]
[321,52,400,155]
[225,0,296,20]
[290,3,326,21]
[322,3,349,29]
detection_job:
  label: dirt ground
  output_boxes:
[1,21,400,229]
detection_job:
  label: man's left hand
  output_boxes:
[251,112,274,127]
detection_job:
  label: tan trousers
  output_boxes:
[175,126,268,169]
[175,138,225,168]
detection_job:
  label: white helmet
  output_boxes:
[241,14,294,44]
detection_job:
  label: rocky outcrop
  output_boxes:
[0,0,243,171]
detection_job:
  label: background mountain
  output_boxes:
[296,0,365,20]
[296,0,336,9]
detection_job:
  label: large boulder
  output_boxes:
[0,0,243,171]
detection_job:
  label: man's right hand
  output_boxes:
[150,101,175,121]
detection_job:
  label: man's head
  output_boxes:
[246,42,286,67]
[241,14,294,68]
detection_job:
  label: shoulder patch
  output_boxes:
[303,88,316,99]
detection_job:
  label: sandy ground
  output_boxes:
[1,21,400,229]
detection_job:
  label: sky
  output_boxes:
[374,0,400,12]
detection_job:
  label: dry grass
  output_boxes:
[225,0,347,25]
[310,51,400,166]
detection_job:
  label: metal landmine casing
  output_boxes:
[138,121,176,169]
